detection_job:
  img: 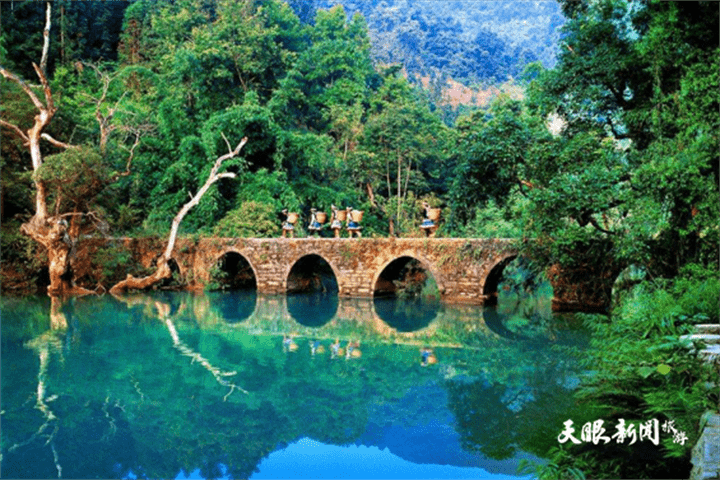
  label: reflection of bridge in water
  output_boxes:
[195,292,550,348]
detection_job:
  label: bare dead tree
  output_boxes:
[109,136,248,295]
[0,2,89,296]
[0,4,150,295]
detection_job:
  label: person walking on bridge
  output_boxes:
[279,208,296,238]
[307,208,323,236]
[420,202,438,237]
[346,207,363,238]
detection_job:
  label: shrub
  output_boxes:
[214,201,280,238]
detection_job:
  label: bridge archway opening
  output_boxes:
[286,254,338,327]
[373,256,440,332]
[373,257,438,300]
[211,252,257,290]
[483,256,552,314]
[160,258,182,288]
[286,254,338,294]
[483,255,518,306]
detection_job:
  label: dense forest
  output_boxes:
[289,0,563,75]
[1,1,719,478]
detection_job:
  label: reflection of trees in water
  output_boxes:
[12,330,65,477]
[209,290,258,323]
[1,292,588,479]
[444,343,587,461]
[160,307,249,400]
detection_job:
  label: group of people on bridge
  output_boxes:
[278,202,441,238]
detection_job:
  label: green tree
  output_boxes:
[358,71,448,232]
[524,0,719,277]
[448,97,546,230]
[510,2,720,477]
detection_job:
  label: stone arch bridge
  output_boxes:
[105,237,612,311]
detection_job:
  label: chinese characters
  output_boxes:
[558,418,687,446]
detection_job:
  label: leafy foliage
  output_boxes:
[34,146,110,212]
[522,0,719,277]
[214,201,279,238]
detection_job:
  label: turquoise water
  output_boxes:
[1,291,588,479]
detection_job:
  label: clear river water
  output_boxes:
[1,287,589,479]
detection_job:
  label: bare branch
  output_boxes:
[84,62,131,155]
[220,131,232,154]
[39,2,51,75]
[41,133,77,150]
[32,62,54,114]
[109,137,248,295]
[112,128,142,180]
[0,66,45,111]
[0,119,30,143]
[162,136,248,260]
[114,123,156,182]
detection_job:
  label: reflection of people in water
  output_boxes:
[310,339,324,355]
[420,347,436,366]
[283,334,298,352]
[330,339,342,358]
[346,340,361,359]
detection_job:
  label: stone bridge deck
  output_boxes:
[174,237,518,305]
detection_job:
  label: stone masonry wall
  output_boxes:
[186,237,518,305]
[71,236,617,311]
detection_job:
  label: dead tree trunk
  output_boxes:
[0,2,93,296]
[2,3,154,296]
[110,137,248,295]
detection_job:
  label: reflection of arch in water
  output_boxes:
[286,254,339,294]
[373,297,440,332]
[212,251,257,290]
[372,255,442,300]
[287,292,338,327]
[482,308,523,340]
[212,290,258,324]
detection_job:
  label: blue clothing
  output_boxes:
[421,219,435,228]
[347,221,360,229]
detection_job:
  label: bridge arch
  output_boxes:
[285,253,340,293]
[211,250,258,290]
[481,253,520,305]
[371,252,445,298]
